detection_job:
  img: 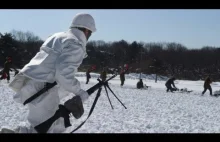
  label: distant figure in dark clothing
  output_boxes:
[0,57,16,83]
[100,67,107,82]
[202,76,212,95]
[120,65,129,87]
[0,57,19,83]
[86,65,96,84]
[165,77,178,92]
[137,79,144,89]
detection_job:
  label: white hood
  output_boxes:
[10,28,88,87]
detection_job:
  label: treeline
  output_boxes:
[0,30,44,68]
[84,40,220,81]
[1,30,220,81]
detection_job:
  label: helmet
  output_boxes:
[124,64,128,69]
[7,57,12,62]
[70,13,96,33]
[91,65,96,70]
[171,77,176,80]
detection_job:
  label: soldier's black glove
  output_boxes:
[64,95,84,119]
[63,80,108,119]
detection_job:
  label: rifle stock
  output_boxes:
[34,105,71,133]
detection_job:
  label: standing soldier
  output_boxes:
[100,67,107,82]
[0,57,13,83]
[202,76,212,96]
[120,64,129,87]
[86,65,96,84]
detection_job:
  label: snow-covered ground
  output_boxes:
[1,71,220,133]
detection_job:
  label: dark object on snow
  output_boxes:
[212,94,220,97]
[0,57,18,82]
[202,76,212,95]
[86,70,91,84]
[179,88,193,93]
[212,91,220,97]
[0,59,12,81]
[119,66,129,86]
[137,79,144,89]
[86,65,96,84]
[100,68,107,82]
[165,77,178,92]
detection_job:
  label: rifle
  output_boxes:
[34,73,127,133]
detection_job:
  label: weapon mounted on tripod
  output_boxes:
[34,73,127,133]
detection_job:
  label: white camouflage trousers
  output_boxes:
[13,79,66,133]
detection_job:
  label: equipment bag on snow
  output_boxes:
[212,90,220,97]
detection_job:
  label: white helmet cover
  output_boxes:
[70,13,96,33]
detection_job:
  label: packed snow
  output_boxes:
[1,71,220,133]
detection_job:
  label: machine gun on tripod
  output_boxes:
[33,73,127,133]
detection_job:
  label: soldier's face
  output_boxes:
[85,29,92,40]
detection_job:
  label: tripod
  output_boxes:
[97,77,127,110]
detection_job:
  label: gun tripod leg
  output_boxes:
[104,85,114,109]
[105,84,127,109]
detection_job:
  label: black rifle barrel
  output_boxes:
[86,73,117,95]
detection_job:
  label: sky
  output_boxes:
[0,9,220,49]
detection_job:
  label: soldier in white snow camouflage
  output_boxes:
[1,13,97,133]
